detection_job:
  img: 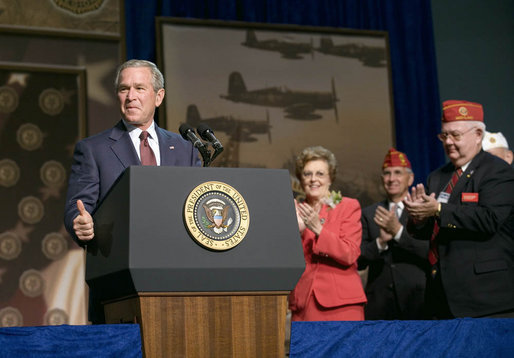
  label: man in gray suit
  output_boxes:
[359,148,428,319]
[64,59,201,245]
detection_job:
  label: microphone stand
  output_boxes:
[199,146,212,167]
[179,123,213,167]
[196,124,224,166]
[209,146,224,164]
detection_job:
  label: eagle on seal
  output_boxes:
[203,204,230,233]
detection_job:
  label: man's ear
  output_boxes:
[155,88,165,107]
[506,150,513,165]
[475,128,484,143]
[408,172,414,186]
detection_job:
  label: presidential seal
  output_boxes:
[44,308,69,326]
[18,196,45,225]
[42,232,68,260]
[0,86,18,114]
[184,181,249,251]
[52,0,105,15]
[0,159,20,188]
[17,123,44,151]
[40,160,66,188]
[39,88,64,116]
[0,307,23,327]
[19,269,44,298]
[0,232,22,261]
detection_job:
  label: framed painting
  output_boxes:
[0,0,121,39]
[156,18,394,206]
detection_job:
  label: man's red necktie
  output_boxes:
[428,167,463,266]
[139,130,157,166]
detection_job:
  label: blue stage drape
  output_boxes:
[0,324,142,357]
[290,319,514,358]
[124,0,445,184]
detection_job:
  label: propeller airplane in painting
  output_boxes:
[220,71,339,122]
[185,104,272,143]
[241,29,313,59]
[316,37,386,67]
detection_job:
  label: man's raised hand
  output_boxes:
[73,199,94,241]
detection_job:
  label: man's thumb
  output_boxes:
[77,200,87,216]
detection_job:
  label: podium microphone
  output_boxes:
[197,124,224,162]
[197,124,223,151]
[179,123,211,167]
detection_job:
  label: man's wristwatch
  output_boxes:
[435,202,442,217]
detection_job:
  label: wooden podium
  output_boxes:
[87,166,305,357]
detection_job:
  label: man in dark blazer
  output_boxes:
[404,100,514,318]
[359,148,428,319]
[64,59,201,323]
[64,59,201,245]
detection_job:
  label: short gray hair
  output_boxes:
[295,146,337,182]
[475,121,486,138]
[114,59,164,93]
[464,121,486,139]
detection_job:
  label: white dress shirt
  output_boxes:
[376,200,405,252]
[123,120,161,165]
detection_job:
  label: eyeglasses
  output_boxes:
[302,171,327,179]
[437,127,476,142]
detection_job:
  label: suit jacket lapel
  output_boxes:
[449,150,484,203]
[107,121,186,167]
[398,204,408,225]
[376,200,389,227]
[109,120,140,167]
[384,199,408,224]
[436,163,455,195]
[157,125,182,165]
[369,201,387,237]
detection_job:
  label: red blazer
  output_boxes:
[289,198,367,313]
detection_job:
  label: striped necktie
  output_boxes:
[428,167,463,267]
[395,203,402,219]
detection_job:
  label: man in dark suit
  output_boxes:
[64,59,201,244]
[64,59,201,323]
[404,100,514,318]
[359,148,428,319]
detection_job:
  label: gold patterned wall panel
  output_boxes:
[0,0,120,36]
[0,64,88,326]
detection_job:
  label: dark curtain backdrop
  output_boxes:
[124,0,445,184]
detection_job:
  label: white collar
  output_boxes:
[122,119,158,141]
[388,200,404,211]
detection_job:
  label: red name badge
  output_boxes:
[461,193,479,202]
